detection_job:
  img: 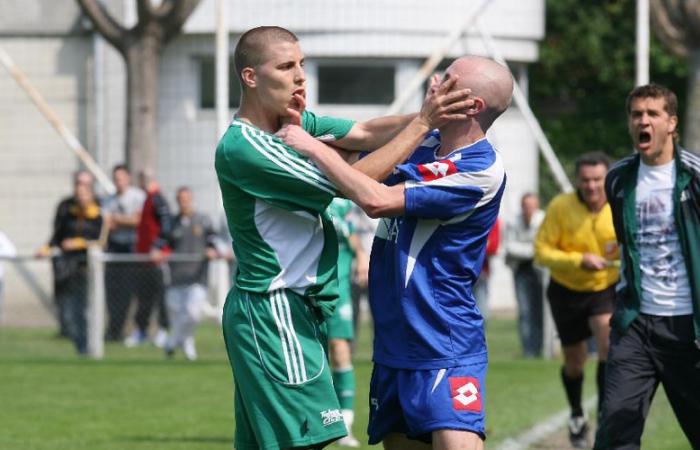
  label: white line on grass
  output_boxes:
[496,396,597,450]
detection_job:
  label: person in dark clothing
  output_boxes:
[40,181,103,354]
[594,84,700,450]
[40,170,95,338]
[124,168,173,348]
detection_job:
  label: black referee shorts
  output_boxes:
[546,279,615,346]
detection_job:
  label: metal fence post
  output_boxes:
[87,244,105,359]
[541,269,558,359]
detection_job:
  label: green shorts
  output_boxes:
[326,275,354,340]
[222,286,347,449]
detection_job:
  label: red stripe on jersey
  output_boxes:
[417,160,458,182]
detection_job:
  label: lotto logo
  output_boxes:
[449,377,482,412]
[417,160,457,181]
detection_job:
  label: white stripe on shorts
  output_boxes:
[269,290,295,383]
[280,290,307,382]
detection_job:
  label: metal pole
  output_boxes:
[0,46,115,195]
[386,0,492,115]
[636,0,650,86]
[93,33,106,170]
[87,245,105,359]
[215,0,230,138]
[541,269,557,359]
[475,21,573,193]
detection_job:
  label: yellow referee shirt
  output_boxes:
[534,192,619,292]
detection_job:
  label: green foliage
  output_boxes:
[531,0,688,201]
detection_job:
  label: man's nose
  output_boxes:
[295,65,306,83]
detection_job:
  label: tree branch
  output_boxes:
[76,0,128,55]
[136,0,156,24]
[651,0,689,57]
[160,0,201,44]
[680,0,700,42]
[153,0,175,18]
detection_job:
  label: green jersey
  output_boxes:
[215,110,354,313]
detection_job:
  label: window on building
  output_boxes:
[318,65,395,105]
[199,58,241,109]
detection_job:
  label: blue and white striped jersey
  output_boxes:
[369,131,506,369]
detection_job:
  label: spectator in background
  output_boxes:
[40,170,95,338]
[473,218,501,318]
[505,192,545,357]
[347,204,375,341]
[102,165,145,341]
[163,186,217,361]
[38,182,103,355]
[125,168,172,348]
[535,152,619,448]
[595,84,700,449]
[0,230,17,323]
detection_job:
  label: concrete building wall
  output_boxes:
[0,37,91,252]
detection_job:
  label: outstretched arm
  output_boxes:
[276,125,405,218]
[336,113,417,151]
[284,75,472,183]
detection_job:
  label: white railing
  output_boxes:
[0,248,233,359]
[85,246,232,359]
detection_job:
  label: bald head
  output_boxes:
[444,56,513,130]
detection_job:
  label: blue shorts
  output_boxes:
[367,361,487,445]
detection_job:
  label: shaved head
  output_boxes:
[445,56,514,129]
[234,26,299,86]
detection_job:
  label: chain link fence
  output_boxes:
[0,248,232,358]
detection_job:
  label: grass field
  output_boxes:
[0,317,689,450]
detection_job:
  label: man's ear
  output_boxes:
[466,97,485,116]
[241,67,256,88]
[668,115,678,134]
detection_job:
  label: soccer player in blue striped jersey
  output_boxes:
[216,26,473,450]
[278,55,513,450]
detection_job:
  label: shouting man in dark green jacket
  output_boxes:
[595,84,700,450]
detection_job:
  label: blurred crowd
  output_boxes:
[32,165,232,358]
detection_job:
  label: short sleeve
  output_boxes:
[216,123,337,213]
[401,154,505,221]
[301,110,355,142]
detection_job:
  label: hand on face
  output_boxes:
[282,91,306,127]
[418,74,473,129]
[276,124,322,157]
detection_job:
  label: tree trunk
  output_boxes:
[684,49,700,153]
[125,31,162,173]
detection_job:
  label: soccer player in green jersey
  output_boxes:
[215,26,472,450]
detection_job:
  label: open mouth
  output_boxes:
[638,131,651,144]
[293,88,306,98]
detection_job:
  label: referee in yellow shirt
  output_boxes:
[535,152,619,449]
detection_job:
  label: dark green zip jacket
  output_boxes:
[605,146,700,348]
